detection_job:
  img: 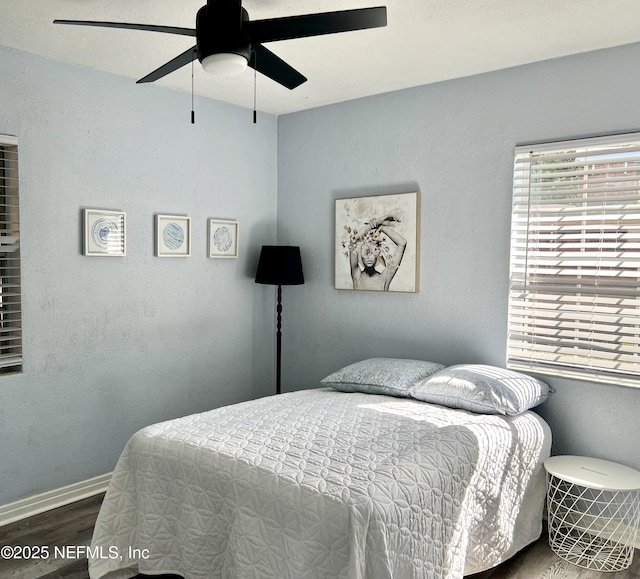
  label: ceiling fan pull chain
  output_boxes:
[191,49,196,124]
[253,50,257,124]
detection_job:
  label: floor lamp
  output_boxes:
[255,246,304,395]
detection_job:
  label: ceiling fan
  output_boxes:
[54,0,387,90]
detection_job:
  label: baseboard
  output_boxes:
[0,472,112,527]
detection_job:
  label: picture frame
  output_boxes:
[334,191,420,293]
[208,219,239,258]
[155,214,191,257]
[83,209,126,257]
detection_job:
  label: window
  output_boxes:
[508,133,640,387]
[0,134,22,374]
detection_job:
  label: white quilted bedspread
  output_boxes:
[90,389,551,579]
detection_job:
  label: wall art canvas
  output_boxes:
[83,209,126,256]
[335,192,420,292]
[155,214,191,257]
[208,219,238,258]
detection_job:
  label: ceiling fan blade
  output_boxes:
[53,20,196,37]
[250,45,307,90]
[137,46,197,84]
[246,7,387,44]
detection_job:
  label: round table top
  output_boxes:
[544,455,640,491]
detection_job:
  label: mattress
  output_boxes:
[89,388,551,579]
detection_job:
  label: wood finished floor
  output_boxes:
[0,493,638,579]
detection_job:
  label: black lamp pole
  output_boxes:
[255,246,304,395]
[276,284,283,394]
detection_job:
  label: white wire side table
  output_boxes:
[544,455,640,572]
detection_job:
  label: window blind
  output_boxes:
[0,135,22,374]
[508,133,640,387]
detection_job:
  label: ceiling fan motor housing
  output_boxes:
[196,5,251,64]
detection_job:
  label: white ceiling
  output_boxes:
[3,1,640,116]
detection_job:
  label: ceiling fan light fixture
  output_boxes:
[201,53,248,76]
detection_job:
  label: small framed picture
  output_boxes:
[155,214,191,257]
[84,209,126,256]
[208,219,238,258]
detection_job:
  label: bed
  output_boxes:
[89,361,552,579]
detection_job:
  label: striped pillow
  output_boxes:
[409,364,550,415]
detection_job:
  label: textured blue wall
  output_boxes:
[2,40,640,508]
[277,43,640,470]
[0,46,278,505]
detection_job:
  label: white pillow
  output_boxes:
[409,364,550,415]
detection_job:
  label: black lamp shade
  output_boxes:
[255,246,304,286]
